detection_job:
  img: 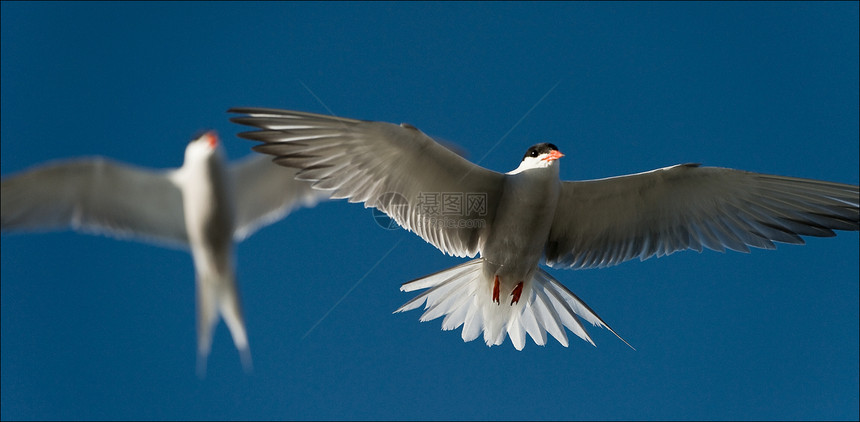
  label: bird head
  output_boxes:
[508,143,564,174]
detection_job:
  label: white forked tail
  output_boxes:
[195,273,253,377]
[394,259,633,350]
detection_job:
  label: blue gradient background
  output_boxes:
[2,2,858,420]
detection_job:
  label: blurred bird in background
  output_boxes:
[1,131,328,376]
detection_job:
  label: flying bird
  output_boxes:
[229,108,860,351]
[0,131,327,375]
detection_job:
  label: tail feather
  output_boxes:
[196,278,219,377]
[532,286,569,347]
[397,260,481,312]
[519,302,547,346]
[420,279,472,322]
[195,273,253,378]
[219,292,253,374]
[400,259,483,292]
[462,302,483,342]
[540,270,635,350]
[508,315,526,349]
[534,270,594,346]
[441,297,472,331]
[395,259,634,350]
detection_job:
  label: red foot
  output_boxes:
[510,282,524,305]
[493,275,500,305]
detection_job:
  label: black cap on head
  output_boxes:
[522,143,559,160]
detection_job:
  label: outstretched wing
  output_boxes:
[229,153,328,241]
[545,164,859,269]
[230,108,505,258]
[1,157,187,247]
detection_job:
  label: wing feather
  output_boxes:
[230,153,327,241]
[1,158,187,247]
[545,164,859,269]
[230,108,505,258]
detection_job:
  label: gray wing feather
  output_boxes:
[230,108,505,258]
[545,164,859,269]
[1,158,187,247]
[230,153,328,241]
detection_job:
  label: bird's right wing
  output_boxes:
[230,108,505,258]
[230,153,329,241]
[544,164,859,270]
[1,158,188,247]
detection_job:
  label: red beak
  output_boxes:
[542,150,564,162]
[205,131,219,148]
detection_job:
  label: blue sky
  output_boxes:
[1,2,858,420]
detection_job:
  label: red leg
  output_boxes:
[493,275,500,305]
[510,282,524,305]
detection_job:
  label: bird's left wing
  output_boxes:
[230,153,328,241]
[229,108,505,258]
[544,164,859,270]
[1,158,188,247]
